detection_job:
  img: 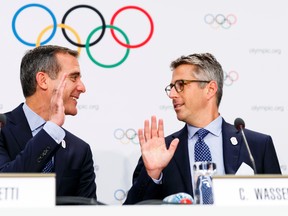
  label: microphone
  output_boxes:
[163,192,194,204]
[234,118,257,174]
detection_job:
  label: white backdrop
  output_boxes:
[0,0,287,205]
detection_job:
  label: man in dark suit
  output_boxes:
[0,45,96,200]
[124,53,281,204]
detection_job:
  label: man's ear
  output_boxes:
[36,71,49,90]
[206,80,218,99]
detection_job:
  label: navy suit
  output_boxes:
[0,104,96,199]
[124,119,281,204]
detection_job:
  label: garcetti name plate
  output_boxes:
[0,173,55,207]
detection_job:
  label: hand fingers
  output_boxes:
[138,128,145,146]
[158,118,164,138]
[49,73,67,125]
[51,73,67,102]
[151,116,158,138]
[144,119,150,140]
[143,116,163,139]
[56,73,67,97]
[168,138,179,155]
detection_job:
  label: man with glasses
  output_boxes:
[124,53,281,204]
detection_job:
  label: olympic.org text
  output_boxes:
[251,105,284,112]
[77,104,99,111]
[159,105,174,111]
[249,48,281,55]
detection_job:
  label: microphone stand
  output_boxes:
[239,125,257,174]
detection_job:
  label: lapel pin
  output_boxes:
[230,137,238,145]
[61,140,66,149]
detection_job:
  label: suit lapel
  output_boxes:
[54,138,68,193]
[10,104,33,150]
[172,125,193,194]
[222,120,242,174]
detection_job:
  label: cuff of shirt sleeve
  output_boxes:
[152,172,163,184]
[43,121,65,144]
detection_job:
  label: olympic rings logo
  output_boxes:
[114,189,127,203]
[224,70,239,86]
[12,3,154,68]
[204,14,237,29]
[114,128,139,144]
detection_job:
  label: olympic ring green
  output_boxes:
[86,25,130,68]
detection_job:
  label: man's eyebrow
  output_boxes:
[68,72,81,77]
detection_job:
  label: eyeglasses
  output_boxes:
[165,79,211,96]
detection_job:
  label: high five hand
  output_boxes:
[138,116,179,179]
[49,73,67,126]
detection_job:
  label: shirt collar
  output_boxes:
[22,103,46,132]
[187,115,222,139]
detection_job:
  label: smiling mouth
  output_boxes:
[173,103,183,111]
[70,97,79,104]
[71,96,78,101]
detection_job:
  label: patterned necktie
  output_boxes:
[194,128,212,162]
[42,159,54,173]
[194,128,213,204]
[31,123,54,173]
[199,175,214,204]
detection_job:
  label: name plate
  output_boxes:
[213,175,288,206]
[0,173,56,207]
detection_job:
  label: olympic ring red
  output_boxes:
[110,5,154,48]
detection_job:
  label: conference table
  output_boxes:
[1,174,287,215]
[2,204,288,216]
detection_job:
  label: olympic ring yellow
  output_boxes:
[36,23,82,54]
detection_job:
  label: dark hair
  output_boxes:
[20,45,79,97]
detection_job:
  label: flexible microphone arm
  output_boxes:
[234,118,257,174]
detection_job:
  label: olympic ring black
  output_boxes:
[61,5,106,48]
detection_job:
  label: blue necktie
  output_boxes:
[194,128,212,162]
[31,123,54,173]
[199,175,213,204]
[194,128,213,204]
[42,159,54,173]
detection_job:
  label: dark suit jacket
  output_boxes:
[124,118,282,204]
[0,104,96,199]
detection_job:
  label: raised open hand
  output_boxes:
[49,73,67,126]
[138,116,179,179]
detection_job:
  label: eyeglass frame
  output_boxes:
[165,79,211,96]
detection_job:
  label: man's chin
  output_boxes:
[176,113,184,122]
[65,109,78,116]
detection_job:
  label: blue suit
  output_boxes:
[124,119,281,204]
[0,104,96,199]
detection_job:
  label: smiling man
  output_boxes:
[0,45,97,200]
[124,53,281,205]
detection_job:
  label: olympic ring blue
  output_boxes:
[12,3,57,46]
